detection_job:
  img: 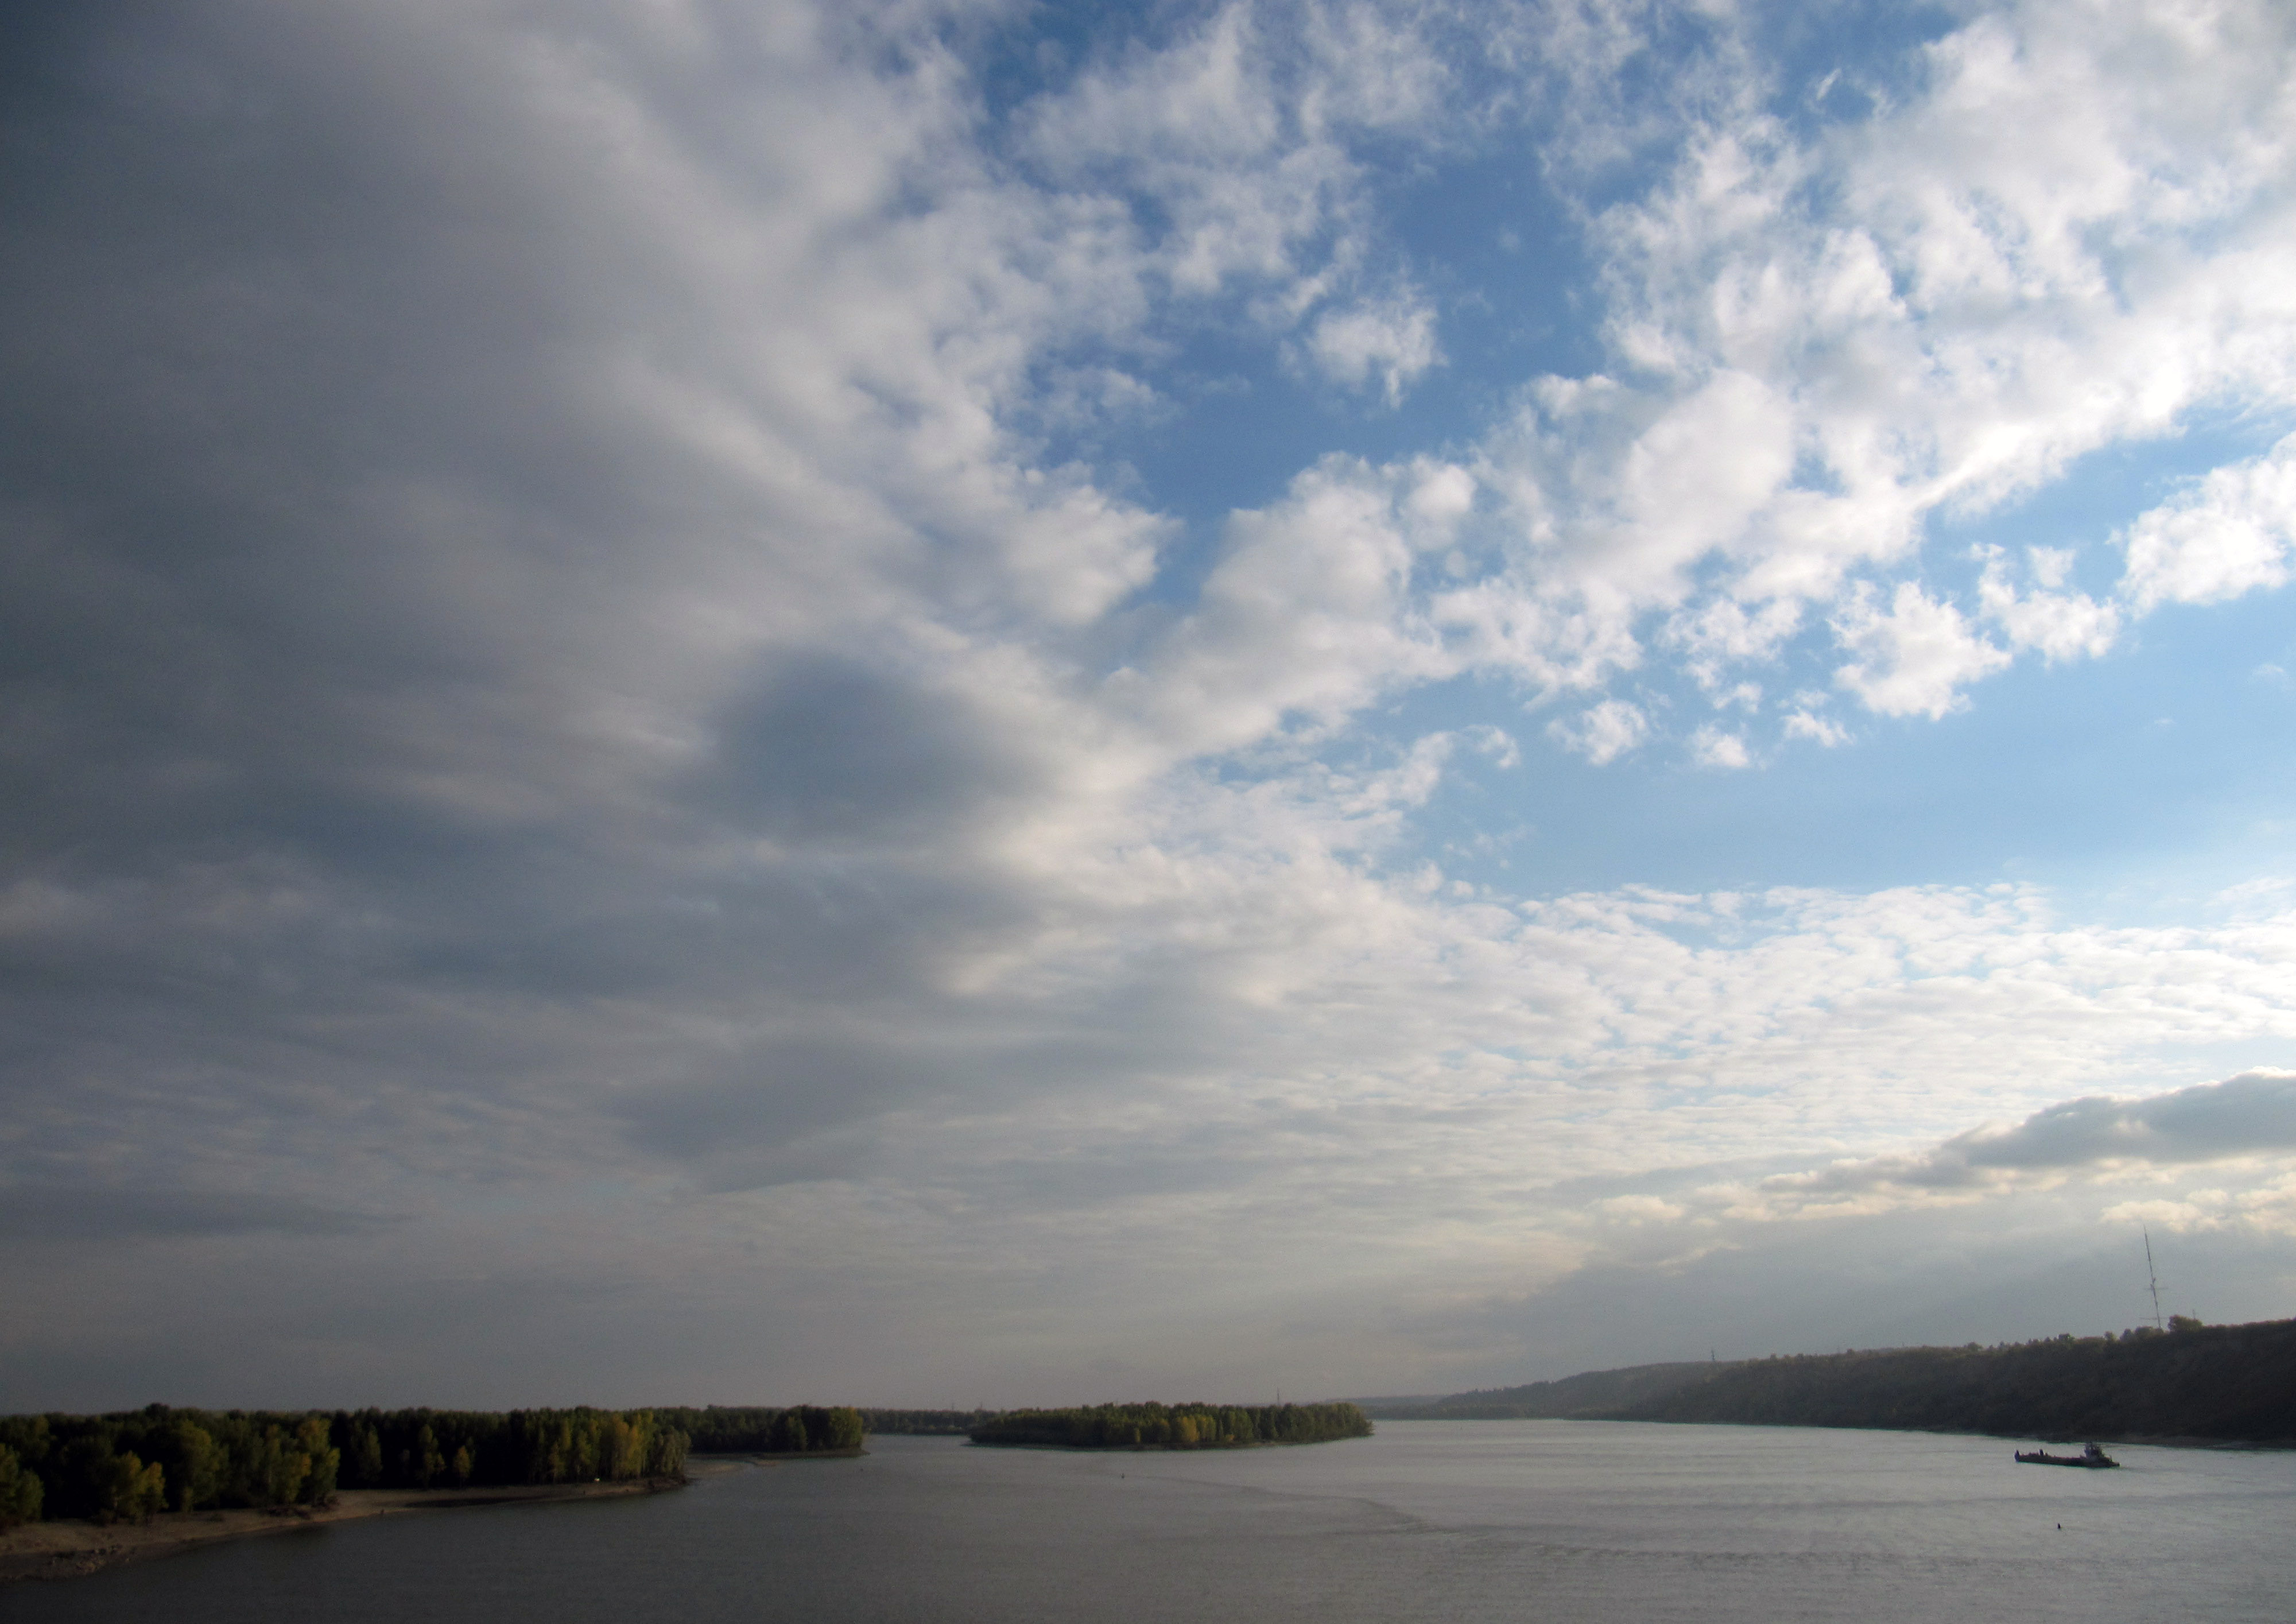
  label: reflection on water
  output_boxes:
[13,1421,2294,1623]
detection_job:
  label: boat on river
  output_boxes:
[2014,1443,2119,1468]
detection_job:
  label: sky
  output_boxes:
[2,0,2293,1414]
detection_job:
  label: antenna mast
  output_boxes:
[2143,1225,2165,1331]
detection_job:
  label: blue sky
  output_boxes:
[2,0,2293,1411]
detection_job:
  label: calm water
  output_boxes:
[10,1422,2294,1622]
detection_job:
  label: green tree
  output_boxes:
[0,1444,42,1529]
[235,1423,312,1508]
[819,1408,865,1451]
[164,1419,223,1512]
[347,1422,384,1487]
[296,1416,340,1504]
[645,1425,688,1479]
[602,1414,637,1479]
[101,1452,168,1523]
[55,1435,121,1520]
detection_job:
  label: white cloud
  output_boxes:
[1782,707,1850,747]
[2103,1174,2296,1237]
[1305,289,1443,404]
[1424,0,2296,740]
[1548,697,1650,764]
[1665,597,1804,692]
[1977,546,2121,661]
[1689,725,1750,769]
[2119,431,2296,611]
[833,0,2296,761]
[1126,456,1460,757]
[1019,0,1441,316]
[1832,583,2011,718]
[1462,723,1521,770]
[1593,1194,1688,1224]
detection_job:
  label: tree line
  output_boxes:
[0,1405,688,1528]
[1609,1317,2296,1441]
[648,1406,864,1454]
[970,1402,1372,1450]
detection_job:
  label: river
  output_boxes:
[11,1421,2293,1622]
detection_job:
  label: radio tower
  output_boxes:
[2143,1225,2165,1331]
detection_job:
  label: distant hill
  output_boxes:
[1360,1318,2296,1443]
[1619,1318,2296,1442]
[1358,1361,1732,1420]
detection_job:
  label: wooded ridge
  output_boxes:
[1361,1361,1731,1420]
[1364,1317,2296,1443]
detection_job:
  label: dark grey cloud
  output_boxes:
[0,0,1054,1215]
[0,1184,392,1243]
[1766,1070,2296,1197]
[0,11,591,861]
[695,654,1042,846]
[610,971,1293,1191]
[619,1037,926,1163]
[1948,1072,2296,1169]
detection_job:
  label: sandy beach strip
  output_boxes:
[0,1476,689,1585]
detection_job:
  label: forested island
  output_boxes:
[971,1402,1371,1449]
[1,1396,1371,1579]
[0,1400,909,1538]
[0,1405,689,1530]
[1368,1316,2296,1443]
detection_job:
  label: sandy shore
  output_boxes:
[0,1476,687,1586]
[687,1448,864,1463]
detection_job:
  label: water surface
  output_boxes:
[12,1421,2291,1622]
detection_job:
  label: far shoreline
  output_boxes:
[1369,1414,2296,1450]
[688,1447,866,1462]
[0,1476,686,1587]
[964,1437,1354,1452]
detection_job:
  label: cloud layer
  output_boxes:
[1,0,2293,1407]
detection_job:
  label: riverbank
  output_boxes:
[0,1476,686,1586]
[689,1447,864,1462]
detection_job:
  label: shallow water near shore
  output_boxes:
[11,1420,2293,1622]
